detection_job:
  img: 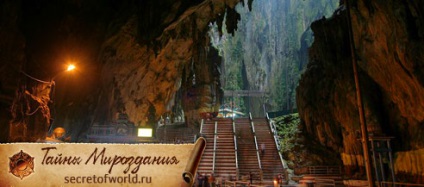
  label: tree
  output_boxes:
[210,0,339,114]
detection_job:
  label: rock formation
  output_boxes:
[92,0,240,130]
[0,0,247,142]
[1,0,424,183]
[297,0,424,182]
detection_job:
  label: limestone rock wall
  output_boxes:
[296,0,424,182]
[0,0,52,142]
[0,0,245,142]
[94,0,240,128]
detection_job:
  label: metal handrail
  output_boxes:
[266,112,270,122]
[266,112,288,169]
[200,119,204,134]
[250,113,256,133]
[251,120,262,170]
[271,121,282,148]
[212,121,217,173]
[268,114,277,134]
[233,121,239,179]
[267,114,287,169]
[273,125,287,168]
[307,166,342,175]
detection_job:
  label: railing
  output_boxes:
[266,113,287,169]
[265,113,275,136]
[266,113,274,133]
[380,182,424,187]
[212,121,217,173]
[270,121,280,151]
[307,166,342,175]
[250,113,262,172]
[162,132,194,143]
[233,121,239,179]
[159,127,194,143]
[200,118,204,134]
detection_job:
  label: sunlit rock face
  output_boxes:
[297,0,424,182]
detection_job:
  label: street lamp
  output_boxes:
[51,64,76,82]
[20,64,76,84]
[48,64,76,135]
[67,64,75,71]
[19,64,76,139]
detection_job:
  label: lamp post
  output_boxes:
[48,64,76,104]
[20,64,75,84]
[345,1,374,186]
[18,64,76,140]
[47,64,76,135]
[50,64,75,82]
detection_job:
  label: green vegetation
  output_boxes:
[274,113,300,153]
[209,0,338,113]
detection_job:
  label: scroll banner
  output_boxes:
[0,138,206,187]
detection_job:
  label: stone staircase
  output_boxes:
[253,118,285,181]
[235,118,261,180]
[214,118,237,177]
[197,119,215,175]
[197,118,237,179]
[197,117,285,185]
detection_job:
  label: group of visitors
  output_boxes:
[195,173,217,187]
[274,173,284,186]
[157,116,171,127]
[173,138,185,144]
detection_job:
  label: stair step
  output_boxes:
[199,117,283,180]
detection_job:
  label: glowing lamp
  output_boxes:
[67,64,76,71]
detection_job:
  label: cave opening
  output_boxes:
[1,0,424,184]
[208,0,339,118]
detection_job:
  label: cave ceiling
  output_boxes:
[0,0,250,142]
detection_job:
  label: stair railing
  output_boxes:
[266,112,276,134]
[232,121,239,179]
[266,114,287,169]
[200,118,204,135]
[250,113,262,172]
[212,121,217,173]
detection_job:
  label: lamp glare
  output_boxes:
[67,64,76,71]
